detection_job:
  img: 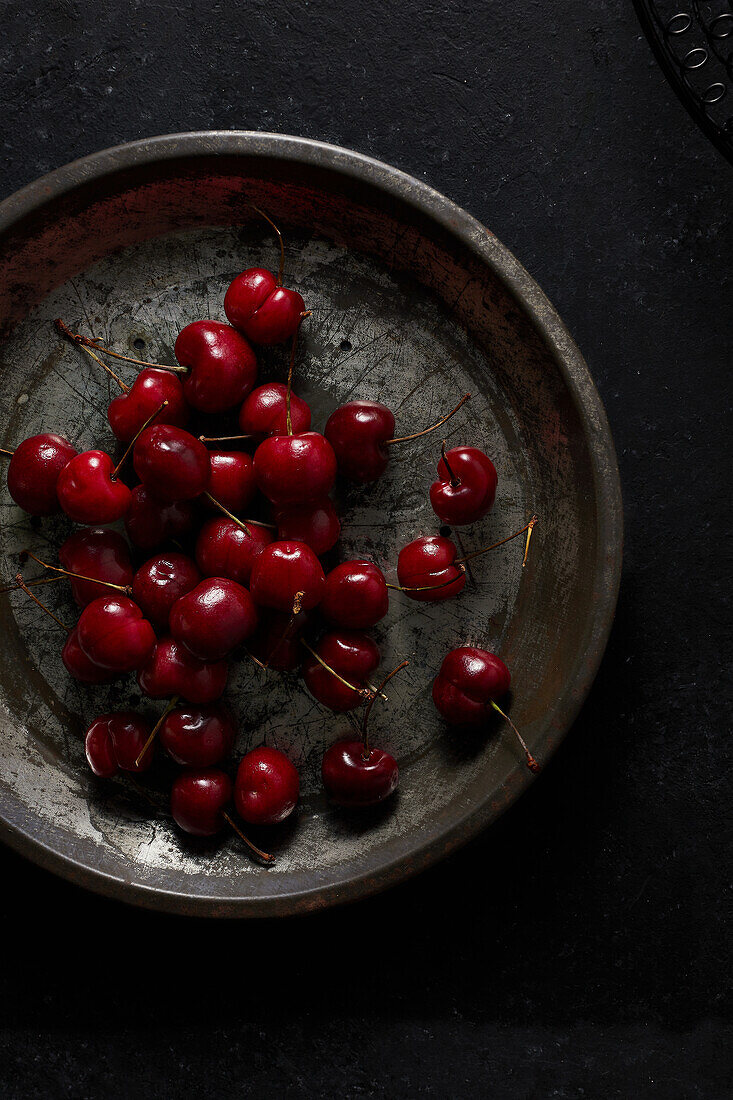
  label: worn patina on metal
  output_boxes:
[0,133,622,916]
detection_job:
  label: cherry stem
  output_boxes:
[384,393,471,446]
[20,549,133,595]
[261,591,305,668]
[250,204,286,286]
[362,659,409,758]
[522,515,537,568]
[0,575,65,595]
[0,446,15,457]
[55,318,187,374]
[455,515,539,566]
[134,695,179,769]
[202,492,252,536]
[112,400,168,480]
[300,638,377,701]
[13,573,68,632]
[222,810,275,864]
[199,434,253,444]
[385,567,466,594]
[490,700,541,773]
[440,439,460,487]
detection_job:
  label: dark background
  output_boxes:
[1,2,731,1097]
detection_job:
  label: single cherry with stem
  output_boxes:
[159,703,236,767]
[224,206,307,346]
[205,451,257,516]
[320,560,389,629]
[133,423,210,504]
[170,768,274,863]
[301,631,382,712]
[239,382,311,439]
[137,637,228,704]
[249,540,325,613]
[77,594,157,673]
[429,440,498,526]
[195,517,273,586]
[432,646,540,773]
[85,712,156,777]
[235,745,299,825]
[58,528,134,607]
[324,393,471,484]
[174,320,257,413]
[321,660,409,807]
[131,553,202,631]
[2,433,77,515]
[170,577,259,661]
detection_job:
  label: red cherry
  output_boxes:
[396,535,466,602]
[58,528,133,608]
[321,560,389,629]
[195,517,273,585]
[254,432,336,506]
[324,401,394,483]
[238,382,311,438]
[170,577,258,660]
[132,553,202,631]
[234,746,299,824]
[321,740,399,807]
[174,320,257,413]
[124,484,196,551]
[249,609,307,670]
[159,704,235,767]
[249,540,325,613]
[206,452,257,515]
[56,450,131,525]
[84,712,154,777]
[77,595,156,672]
[62,627,118,684]
[302,630,379,712]
[274,497,340,556]
[170,768,232,836]
[133,425,210,503]
[225,268,305,346]
[432,646,539,772]
[429,445,498,526]
[137,636,228,704]
[5,433,77,515]
[107,368,189,442]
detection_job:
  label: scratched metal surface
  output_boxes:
[0,135,622,915]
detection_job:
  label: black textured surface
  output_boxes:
[0,3,731,1098]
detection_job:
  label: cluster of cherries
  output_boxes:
[1,209,538,864]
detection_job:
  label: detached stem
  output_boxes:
[222,810,275,864]
[490,700,540,773]
[455,515,539,565]
[13,573,68,632]
[384,393,471,446]
[362,660,409,757]
[55,318,186,374]
[20,549,132,595]
[112,400,168,480]
[134,696,179,769]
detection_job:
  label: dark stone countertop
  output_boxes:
[0,2,730,1096]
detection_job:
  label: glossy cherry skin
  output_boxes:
[62,628,117,684]
[249,540,325,613]
[174,320,257,413]
[132,553,201,631]
[56,450,131,525]
[324,401,395,483]
[159,704,235,767]
[137,637,228,704]
[195,517,273,586]
[77,595,156,672]
[254,432,337,506]
[6,433,77,515]
[430,446,498,526]
[274,497,340,556]
[170,768,232,836]
[170,577,258,660]
[322,740,399,807]
[133,425,210,504]
[396,535,466,602]
[107,368,189,442]
[321,560,389,629]
[224,268,305,345]
[84,712,154,777]
[59,527,133,608]
[432,646,511,726]
[235,746,299,824]
[207,452,257,516]
[124,484,196,551]
[238,382,311,438]
[302,630,380,712]
[249,610,308,671]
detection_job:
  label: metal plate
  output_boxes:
[0,133,622,916]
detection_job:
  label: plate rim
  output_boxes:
[0,131,623,916]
